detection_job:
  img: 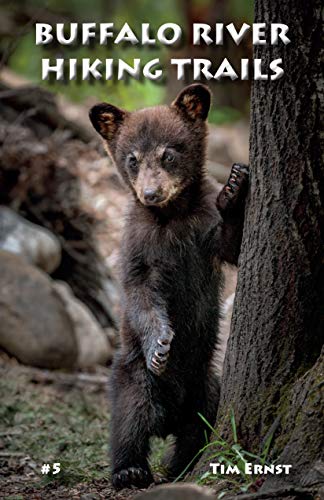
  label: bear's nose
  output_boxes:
[143,188,162,204]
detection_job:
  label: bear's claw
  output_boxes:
[149,343,170,375]
[112,467,153,489]
[148,330,173,376]
[217,163,249,213]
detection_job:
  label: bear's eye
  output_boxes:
[127,154,138,172]
[163,151,175,163]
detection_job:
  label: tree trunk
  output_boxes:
[194,0,323,497]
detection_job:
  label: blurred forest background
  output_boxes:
[0,0,253,122]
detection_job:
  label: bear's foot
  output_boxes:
[112,467,153,490]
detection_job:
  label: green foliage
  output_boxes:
[230,0,254,20]
[175,410,274,498]
[208,106,243,125]
[7,0,178,108]
[5,0,252,123]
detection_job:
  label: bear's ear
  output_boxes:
[171,84,211,121]
[89,103,127,141]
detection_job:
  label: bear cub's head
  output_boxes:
[89,84,211,208]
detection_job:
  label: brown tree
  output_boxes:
[194,1,323,498]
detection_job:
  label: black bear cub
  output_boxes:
[89,84,249,490]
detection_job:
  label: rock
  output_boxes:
[135,484,215,499]
[104,326,119,348]
[0,250,77,368]
[0,206,61,273]
[53,281,113,367]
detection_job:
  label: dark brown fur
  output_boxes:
[89,84,249,489]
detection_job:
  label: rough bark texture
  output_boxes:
[194,0,323,497]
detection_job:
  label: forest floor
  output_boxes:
[0,353,170,500]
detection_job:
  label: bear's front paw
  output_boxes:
[112,467,153,489]
[217,163,249,213]
[148,329,173,376]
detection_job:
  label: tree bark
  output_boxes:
[194,0,323,497]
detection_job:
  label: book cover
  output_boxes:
[0,1,322,499]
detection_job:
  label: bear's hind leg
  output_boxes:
[164,421,206,480]
[164,375,219,480]
[110,361,154,489]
